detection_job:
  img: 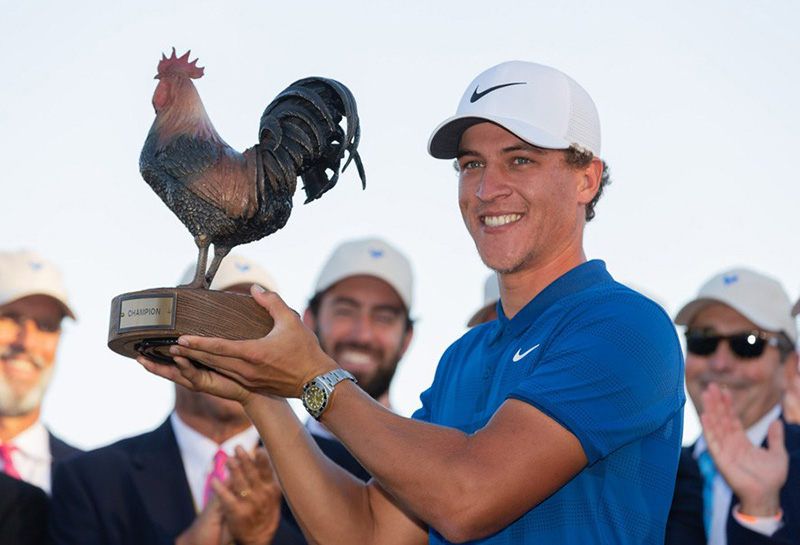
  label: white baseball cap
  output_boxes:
[314,238,413,313]
[179,253,278,292]
[675,268,797,344]
[467,273,500,327]
[428,61,601,160]
[0,250,76,319]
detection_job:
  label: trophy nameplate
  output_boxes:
[108,288,273,364]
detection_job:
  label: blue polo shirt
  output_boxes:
[413,260,685,544]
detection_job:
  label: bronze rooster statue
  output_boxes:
[140,49,365,288]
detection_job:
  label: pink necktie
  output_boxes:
[0,443,20,479]
[203,449,228,506]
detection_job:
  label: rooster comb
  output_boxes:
[157,48,204,79]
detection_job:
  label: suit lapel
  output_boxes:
[130,419,196,538]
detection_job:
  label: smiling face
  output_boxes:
[684,303,787,429]
[456,122,601,276]
[304,275,413,401]
[0,295,65,417]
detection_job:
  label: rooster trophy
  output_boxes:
[140,49,366,288]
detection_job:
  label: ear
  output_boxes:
[302,307,316,329]
[398,323,414,359]
[576,157,603,206]
[782,351,799,388]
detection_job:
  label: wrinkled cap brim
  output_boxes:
[428,114,571,159]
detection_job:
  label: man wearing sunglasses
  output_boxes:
[0,250,81,494]
[666,268,800,545]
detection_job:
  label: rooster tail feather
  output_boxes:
[259,144,296,195]
[257,77,366,205]
[350,151,366,190]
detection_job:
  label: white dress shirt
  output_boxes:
[0,420,52,493]
[170,412,261,512]
[694,404,782,545]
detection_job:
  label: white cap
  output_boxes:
[428,61,601,159]
[675,268,797,344]
[467,274,500,327]
[0,250,75,319]
[179,253,278,292]
[314,238,413,313]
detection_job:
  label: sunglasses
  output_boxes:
[685,329,785,360]
[0,312,62,334]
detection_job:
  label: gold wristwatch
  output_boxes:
[301,369,357,420]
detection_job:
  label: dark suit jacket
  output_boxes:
[665,417,800,545]
[48,432,81,465]
[0,472,49,545]
[48,432,81,489]
[48,419,305,545]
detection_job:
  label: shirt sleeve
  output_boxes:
[731,505,783,536]
[412,343,459,424]
[509,292,685,464]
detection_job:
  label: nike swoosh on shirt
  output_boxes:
[512,344,540,362]
[470,82,526,103]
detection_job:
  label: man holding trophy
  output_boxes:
[141,61,686,544]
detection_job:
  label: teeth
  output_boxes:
[483,214,521,227]
[340,350,373,365]
[4,359,38,372]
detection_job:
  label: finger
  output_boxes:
[700,412,719,454]
[226,456,249,497]
[719,386,736,420]
[211,477,240,510]
[766,419,786,454]
[234,445,260,486]
[170,345,254,386]
[202,485,222,512]
[701,384,723,429]
[172,338,263,385]
[250,286,294,320]
[172,355,234,390]
[137,356,197,390]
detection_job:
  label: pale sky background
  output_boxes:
[1,0,799,450]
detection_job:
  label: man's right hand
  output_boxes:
[175,493,226,545]
[701,383,787,517]
[141,286,338,402]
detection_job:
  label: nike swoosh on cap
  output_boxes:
[470,82,526,103]
[512,344,540,362]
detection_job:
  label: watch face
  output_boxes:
[303,383,327,413]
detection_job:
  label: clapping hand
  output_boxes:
[701,383,787,517]
[213,446,282,545]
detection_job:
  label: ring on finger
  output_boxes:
[239,488,251,498]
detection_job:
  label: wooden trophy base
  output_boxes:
[108,287,273,365]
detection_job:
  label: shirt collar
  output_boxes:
[3,420,51,464]
[493,260,610,341]
[170,411,260,470]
